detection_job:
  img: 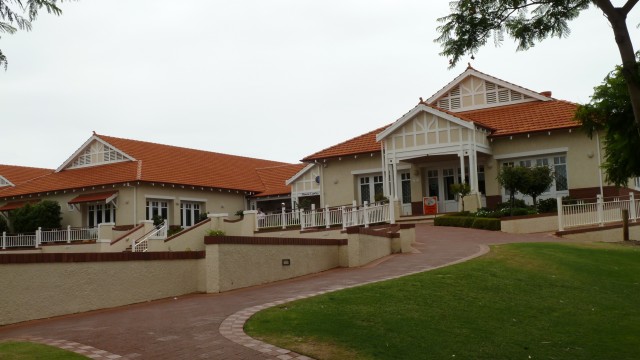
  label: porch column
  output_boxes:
[459,150,466,186]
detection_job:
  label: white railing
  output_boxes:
[558,193,639,231]
[132,220,167,252]
[258,202,391,230]
[2,226,99,249]
[40,225,98,243]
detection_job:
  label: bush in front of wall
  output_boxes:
[9,200,62,233]
[206,229,226,236]
[435,215,500,231]
[536,198,558,213]
[0,216,8,233]
[471,217,501,231]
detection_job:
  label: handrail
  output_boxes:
[132,221,167,252]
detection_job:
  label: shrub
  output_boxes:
[476,208,503,218]
[152,215,164,226]
[167,225,182,237]
[197,212,209,223]
[495,200,527,210]
[537,198,557,213]
[471,218,501,231]
[9,200,62,233]
[509,208,532,217]
[434,216,474,228]
[206,229,226,236]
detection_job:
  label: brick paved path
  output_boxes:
[0,225,563,359]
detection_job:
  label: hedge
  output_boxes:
[434,215,501,231]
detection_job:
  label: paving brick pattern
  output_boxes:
[0,225,563,359]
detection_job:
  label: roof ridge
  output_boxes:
[95,133,290,165]
[0,164,54,171]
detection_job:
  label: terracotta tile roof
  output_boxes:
[459,100,580,137]
[302,124,392,161]
[254,164,306,197]
[0,134,292,198]
[0,164,52,188]
[0,200,40,211]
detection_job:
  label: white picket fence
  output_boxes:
[557,193,640,231]
[1,225,99,249]
[257,202,391,230]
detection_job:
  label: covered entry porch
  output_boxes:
[376,103,493,216]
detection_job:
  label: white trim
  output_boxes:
[493,147,568,160]
[0,175,15,187]
[426,68,551,105]
[178,197,207,203]
[376,104,479,142]
[144,195,176,200]
[286,163,316,186]
[351,168,383,175]
[56,135,136,172]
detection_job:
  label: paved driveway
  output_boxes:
[0,225,563,359]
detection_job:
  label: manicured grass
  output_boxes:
[0,341,88,359]
[246,242,640,360]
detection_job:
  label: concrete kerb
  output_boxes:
[3,336,127,359]
[219,243,491,360]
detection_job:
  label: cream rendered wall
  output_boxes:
[320,154,382,207]
[133,184,246,227]
[484,131,603,197]
[0,259,204,326]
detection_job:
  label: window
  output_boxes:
[500,154,568,195]
[146,200,168,221]
[180,202,201,227]
[88,204,116,227]
[478,165,486,194]
[427,170,439,197]
[554,156,568,191]
[401,173,411,204]
[635,177,640,189]
[359,177,371,204]
[359,174,384,204]
[443,169,455,200]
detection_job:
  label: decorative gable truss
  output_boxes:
[377,105,492,162]
[57,135,135,172]
[435,76,536,112]
[0,175,14,187]
[286,164,320,198]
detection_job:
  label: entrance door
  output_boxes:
[442,168,458,212]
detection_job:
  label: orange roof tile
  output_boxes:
[0,134,293,198]
[254,164,306,197]
[302,124,391,161]
[459,100,580,137]
[0,164,52,188]
[0,200,40,211]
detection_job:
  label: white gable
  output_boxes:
[0,175,14,187]
[57,135,135,172]
[428,68,550,112]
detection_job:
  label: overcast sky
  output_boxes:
[1,1,639,169]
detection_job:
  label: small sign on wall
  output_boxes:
[423,196,438,215]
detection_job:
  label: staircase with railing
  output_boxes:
[130,220,168,252]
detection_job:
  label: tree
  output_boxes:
[496,165,529,212]
[575,58,640,185]
[519,166,555,207]
[436,0,640,133]
[449,182,471,212]
[0,0,63,69]
[9,200,62,233]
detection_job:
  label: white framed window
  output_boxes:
[146,200,168,221]
[499,153,569,200]
[88,204,116,227]
[358,174,384,204]
[635,177,640,189]
[400,173,411,204]
[180,202,201,227]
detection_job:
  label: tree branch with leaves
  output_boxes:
[0,0,64,69]
[436,0,640,133]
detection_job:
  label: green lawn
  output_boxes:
[245,242,640,360]
[0,341,88,359]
